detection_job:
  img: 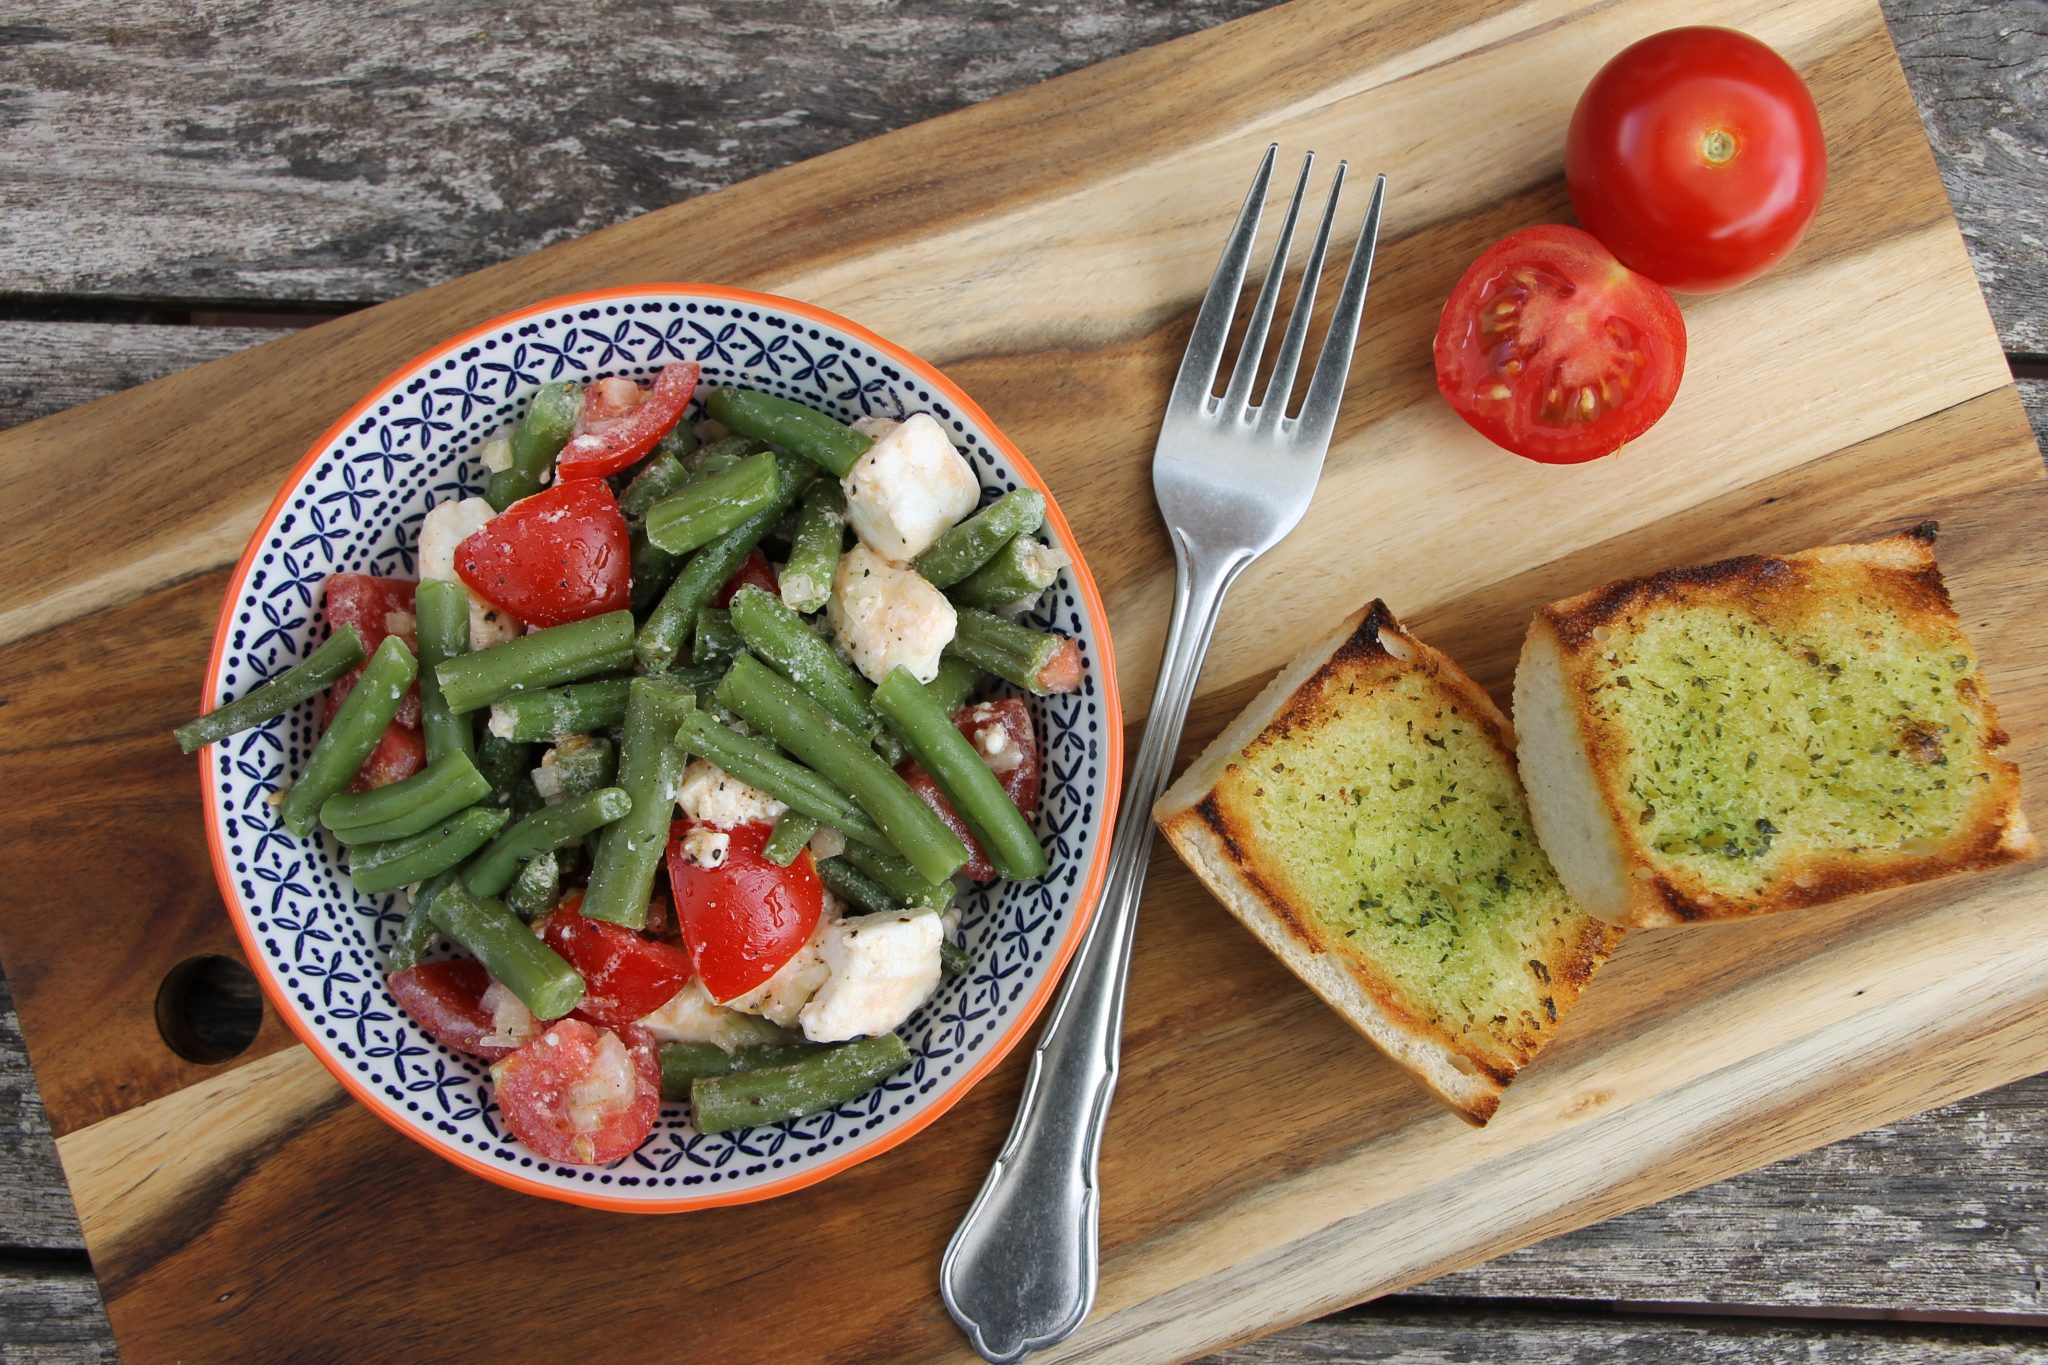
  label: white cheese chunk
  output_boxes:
[726,900,840,1028]
[635,979,788,1050]
[840,412,980,561]
[828,544,956,685]
[848,415,898,440]
[676,758,787,827]
[799,911,943,1043]
[678,827,730,869]
[477,434,515,473]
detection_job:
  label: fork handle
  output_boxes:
[940,534,1249,1364]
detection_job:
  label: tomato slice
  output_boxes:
[898,698,1041,883]
[1433,225,1686,464]
[349,723,426,793]
[711,548,779,609]
[454,480,630,627]
[555,363,699,481]
[388,958,526,1061]
[666,821,823,1002]
[321,574,421,729]
[491,1017,660,1165]
[540,892,694,1029]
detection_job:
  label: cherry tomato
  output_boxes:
[555,363,699,481]
[666,821,822,1002]
[321,573,421,730]
[898,698,1041,883]
[540,892,694,1029]
[1566,27,1825,293]
[1433,225,1686,464]
[711,548,779,609]
[454,480,630,627]
[349,723,426,793]
[491,1017,660,1165]
[387,959,524,1061]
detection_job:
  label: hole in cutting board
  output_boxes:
[155,955,263,1063]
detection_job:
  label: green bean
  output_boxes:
[693,609,743,668]
[629,526,684,616]
[504,849,562,922]
[727,586,878,738]
[704,387,870,479]
[914,488,1046,589]
[659,1041,822,1101]
[874,667,1046,880]
[717,654,967,883]
[389,869,460,973]
[425,880,583,1020]
[636,452,817,673]
[841,839,955,911]
[436,611,635,714]
[278,636,418,837]
[923,655,986,715]
[691,1033,911,1134]
[534,734,616,802]
[690,434,767,468]
[348,806,510,896]
[619,449,694,520]
[780,480,845,615]
[474,733,534,811]
[948,535,1065,613]
[579,678,695,926]
[464,786,631,897]
[655,419,701,462]
[947,609,1071,696]
[815,857,898,914]
[486,677,631,743]
[319,752,491,844]
[174,625,367,754]
[486,380,583,511]
[673,710,887,850]
[940,939,973,979]
[644,450,779,555]
[413,580,476,766]
[763,812,820,867]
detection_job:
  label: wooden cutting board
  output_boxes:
[0,0,2039,1358]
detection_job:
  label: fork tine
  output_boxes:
[1254,160,1346,427]
[1294,173,1388,444]
[1170,144,1276,411]
[1218,153,1313,417]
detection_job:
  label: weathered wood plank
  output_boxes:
[0,1261,115,1364]
[0,323,275,429]
[0,976,86,1254]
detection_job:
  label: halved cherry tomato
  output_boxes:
[666,821,822,1002]
[388,958,525,1061]
[491,1017,660,1165]
[454,480,630,627]
[711,548,779,609]
[1433,225,1686,464]
[321,573,420,729]
[1567,27,1825,294]
[555,363,699,481]
[540,892,694,1029]
[898,698,1041,883]
[350,723,426,793]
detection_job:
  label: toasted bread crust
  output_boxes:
[1523,527,2035,928]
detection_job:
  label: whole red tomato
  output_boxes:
[1566,27,1825,293]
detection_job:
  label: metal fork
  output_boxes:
[940,146,1387,1363]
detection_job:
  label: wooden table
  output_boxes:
[2,2,2042,1359]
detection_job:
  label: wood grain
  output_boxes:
[0,0,2043,1360]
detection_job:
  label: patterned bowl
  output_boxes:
[200,285,1122,1211]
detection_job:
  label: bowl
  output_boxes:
[199,285,1122,1211]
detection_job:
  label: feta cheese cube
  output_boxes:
[676,759,787,827]
[798,911,943,1043]
[840,412,979,561]
[828,544,956,684]
[635,979,787,1050]
[725,900,839,1028]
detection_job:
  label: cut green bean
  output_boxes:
[914,488,1046,589]
[690,434,767,469]
[504,849,562,922]
[704,387,870,479]
[940,939,973,979]
[464,785,631,897]
[277,636,418,837]
[619,449,694,520]
[629,526,684,617]
[815,857,898,915]
[840,839,954,911]
[693,608,743,668]
[635,452,817,673]
[436,611,635,714]
[780,480,845,615]
[474,733,534,811]
[319,752,491,844]
[673,710,887,850]
[659,1041,822,1101]
[875,666,1046,880]
[691,1033,911,1134]
[533,734,616,803]
[348,806,509,896]
[716,654,967,883]
[414,580,476,766]
[426,880,583,1020]
[389,869,460,973]
[655,419,701,461]
[923,655,985,715]
[485,381,582,511]
[645,450,779,555]
[486,677,631,743]
[947,609,1069,696]
[763,812,820,867]
[579,679,696,927]
[174,625,366,754]
[727,585,877,738]
[948,534,1066,612]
